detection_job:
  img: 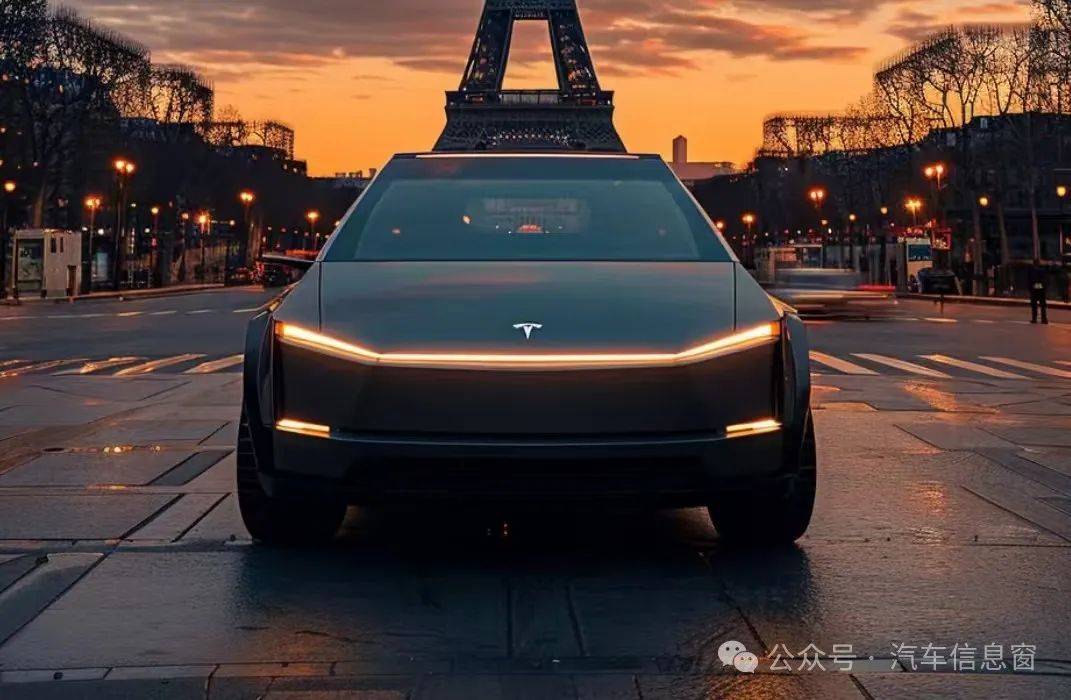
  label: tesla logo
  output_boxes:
[513,323,543,340]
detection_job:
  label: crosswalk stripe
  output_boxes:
[981,357,1071,379]
[920,355,1027,379]
[0,358,86,377]
[184,355,244,374]
[55,357,145,375]
[809,351,878,375]
[114,354,206,376]
[852,353,952,378]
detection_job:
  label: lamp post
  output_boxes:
[306,210,320,251]
[112,158,135,290]
[83,196,102,292]
[239,190,255,264]
[906,198,922,227]
[198,212,209,283]
[150,206,161,287]
[2,181,15,299]
[1053,186,1062,295]
[180,212,191,282]
[848,213,857,271]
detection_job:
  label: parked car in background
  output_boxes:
[255,262,292,288]
[768,269,898,319]
[915,267,960,295]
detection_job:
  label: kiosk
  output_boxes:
[8,229,83,299]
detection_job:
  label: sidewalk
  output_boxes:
[1,283,225,306]
[900,292,1071,310]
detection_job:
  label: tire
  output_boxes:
[708,416,817,546]
[236,408,347,546]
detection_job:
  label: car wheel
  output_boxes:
[708,418,817,546]
[236,408,347,546]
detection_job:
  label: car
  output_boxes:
[238,152,816,546]
[256,262,292,288]
[915,267,960,295]
[769,269,898,319]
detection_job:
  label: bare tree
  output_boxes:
[14,7,149,225]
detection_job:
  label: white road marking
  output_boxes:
[852,353,952,378]
[924,317,957,324]
[184,355,244,374]
[0,358,86,377]
[0,359,27,368]
[971,319,997,325]
[117,311,144,318]
[55,357,145,375]
[1057,361,1071,367]
[981,357,1071,379]
[920,355,1027,379]
[150,310,178,316]
[809,351,879,375]
[233,308,260,314]
[114,354,205,376]
[188,309,214,315]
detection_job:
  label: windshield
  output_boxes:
[323,156,733,262]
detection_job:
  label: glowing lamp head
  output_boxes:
[1058,185,1068,199]
[2,181,15,194]
[240,191,255,205]
[742,213,756,225]
[150,206,160,216]
[880,206,889,216]
[306,210,320,223]
[978,196,990,208]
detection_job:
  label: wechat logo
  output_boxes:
[719,640,759,673]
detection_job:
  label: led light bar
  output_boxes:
[276,418,331,438]
[276,321,779,371]
[725,419,782,438]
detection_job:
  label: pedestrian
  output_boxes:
[1029,262,1049,324]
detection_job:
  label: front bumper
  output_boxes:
[262,426,786,505]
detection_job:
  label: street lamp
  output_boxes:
[2,181,15,300]
[978,196,990,208]
[924,163,945,187]
[306,210,320,250]
[112,158,136,290]
[880,206,889,216]
[197,212,210,283]
[742,212,756,237]
[905,198,923,227]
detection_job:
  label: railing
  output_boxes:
[447,90,614,107]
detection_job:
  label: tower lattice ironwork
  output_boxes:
[433,0,625,152]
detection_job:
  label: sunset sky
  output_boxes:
[70,0,1032,175]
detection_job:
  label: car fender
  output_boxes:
[780,312,812,471]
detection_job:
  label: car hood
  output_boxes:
[314,261,749,353]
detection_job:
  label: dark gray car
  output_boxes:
[238,153,816,546]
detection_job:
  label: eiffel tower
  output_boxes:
[433,0,626,152]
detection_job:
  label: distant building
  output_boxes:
[317,170,377,190]
[668,135,736,186]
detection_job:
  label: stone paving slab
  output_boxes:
[0,550,509,669]
[78,420,228,447]
[0,495,175,541]
[716,543,1071,661]
[858,672,1071,699]
[0,450,197,487]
